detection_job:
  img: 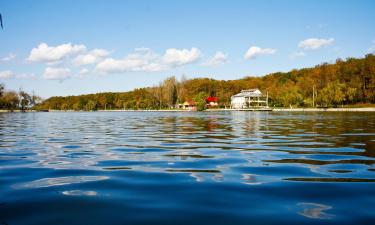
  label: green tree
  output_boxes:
[318,81,345,107]
[193,92,207,111]
[0,91,19,110]
[86,100,97,111]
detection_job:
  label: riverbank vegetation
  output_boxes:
[0,85,42,111]
[25,54,375,110]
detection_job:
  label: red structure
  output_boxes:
[206,96,218,107]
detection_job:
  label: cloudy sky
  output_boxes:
[1,0,375,98]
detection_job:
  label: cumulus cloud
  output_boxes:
[79,68,89,75]
[162,47,201,66]
[27,43,86,63]
[298,38,334,50]
[96,55,165,73]
[25,44,203,76]
[1,53,16,62]
[73,49,110,66]
[244,46,276,60]
[96,47,201,74]
[206,51,228,66]
[43,67,71,81]
[289,51,306,59]
[0,70,34,79]
[0,70,14,79]
[74,68,90,78]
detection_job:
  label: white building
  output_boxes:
[231,89,268,109]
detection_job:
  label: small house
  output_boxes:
[183,100,197,111]
[206,96,218,107]
[231,89,268,109]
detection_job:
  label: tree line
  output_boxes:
[28,54,375,111]
[0,85,42,111]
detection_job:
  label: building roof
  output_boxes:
[241,89,261,93]
[232,89,263,98]
[206,96,218,103]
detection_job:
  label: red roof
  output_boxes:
[206,96,218,103]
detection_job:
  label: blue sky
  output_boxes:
[1,0,375,98]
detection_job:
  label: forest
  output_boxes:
[2,54,375,111]
[0,85,41,111]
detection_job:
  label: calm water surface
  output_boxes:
[0,111,375,225]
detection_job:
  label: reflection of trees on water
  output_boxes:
[252,112,375,178]
[154,115,236,144]
[178,116,233,134]
[230,112,265,139]
[1,112,375,186]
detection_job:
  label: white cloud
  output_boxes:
[1,53,16,61]
[0,70,34,79]
[298,38,334,50]
[27,43,86,63]
[96,47,201,74]
[73,49,110,66]
[43,67,71,80]
[96,56,165,73]
[79,68,89,75]
[206,51,228,66]
[162,47,201,66]
[244,46,276,60]
[0,70,15,79]
[25,44,202,76]
[75,68,90,78]
[289,51,306,59]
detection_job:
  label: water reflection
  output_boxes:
[297,202,334,219]
[0,112,374,184]
[62,190,97,196]
[241,174,262,185]
[1,112,375,224]
[14,176,109,189]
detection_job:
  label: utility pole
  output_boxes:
[312,86,315,108]
[266,91,269,108]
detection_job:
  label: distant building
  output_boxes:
[206,96,218,107]
[183,100,197,111]
[231,89,268,109]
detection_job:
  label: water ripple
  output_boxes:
[14,176,109,189]
[1,111,375,224]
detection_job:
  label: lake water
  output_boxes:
[0,111,375,225]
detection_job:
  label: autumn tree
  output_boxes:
[34,54,375,110]
[162,76,178,108]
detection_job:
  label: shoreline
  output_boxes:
[209,108,375,112]
[1,107,375,113]
[272,107,375,112]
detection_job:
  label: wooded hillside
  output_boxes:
[33,54,375,110]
